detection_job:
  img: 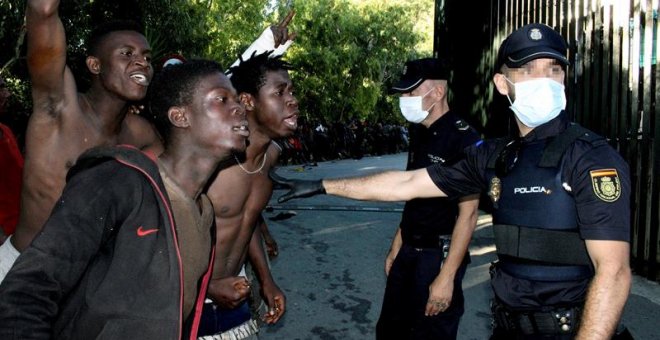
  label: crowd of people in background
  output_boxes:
[277,117,409,166]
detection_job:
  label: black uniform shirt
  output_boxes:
[399,111,481,247]
[426,112,631,308]
[426,112,630,242]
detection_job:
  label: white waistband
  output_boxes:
[0,236,20,284]
[198,319,259,340]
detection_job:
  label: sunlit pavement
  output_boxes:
[258,153,660,339]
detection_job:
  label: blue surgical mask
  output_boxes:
[398,89,436,124]
[505,77,566,128]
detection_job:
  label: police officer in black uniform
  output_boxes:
[270,23,632,340]
[377,58,480,339]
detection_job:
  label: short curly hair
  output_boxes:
[227,51,293,96]
[87,20,145,56]
[147,59,224,143]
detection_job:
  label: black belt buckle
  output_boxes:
[520,308,578,335]
[406,235,451,251]
[550,307,580,334]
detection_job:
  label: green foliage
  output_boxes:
[140,0,213,60]
[0,1,25,73]
[1,0,30,138]
[0,0,433,137]
[0,0,214,125]
[282,0,431,124]
[201,0,274,67]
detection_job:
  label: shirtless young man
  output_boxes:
[198,51,299,339]
[0,0,161,282]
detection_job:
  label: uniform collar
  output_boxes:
[520,111,570,142]
[425,110,456,132]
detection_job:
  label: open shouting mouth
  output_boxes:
[129,72,150,86]
[234,121,250,137]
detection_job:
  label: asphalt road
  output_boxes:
[256,153,660,340]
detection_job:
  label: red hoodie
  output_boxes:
[0,123,23,236]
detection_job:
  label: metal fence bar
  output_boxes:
[650,0,660,280]
[640,0,658,279]
[610,2,622,146]
[600,1,612,137]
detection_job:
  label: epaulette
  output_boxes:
[454,119,471,131]
[539,123,606,168]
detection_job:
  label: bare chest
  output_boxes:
[208,167,273,219]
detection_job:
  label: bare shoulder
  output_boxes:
[119,112,163,154]
[267,141,282,166]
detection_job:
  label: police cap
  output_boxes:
[389,57,449,94]
[496,23,569,70]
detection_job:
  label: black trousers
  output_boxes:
[376,245,467,340]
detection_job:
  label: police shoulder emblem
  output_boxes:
[455,119,470,131]
[590,169,621,202]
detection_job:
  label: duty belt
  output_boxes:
[404,234,451,249]
[492,300,582,336]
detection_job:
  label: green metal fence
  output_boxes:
[435,0,659,281]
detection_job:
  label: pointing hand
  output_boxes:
[270,10,297,48]
[269,169,326,203]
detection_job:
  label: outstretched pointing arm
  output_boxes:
[271,168,447,203]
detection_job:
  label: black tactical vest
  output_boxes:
[485,124,600,281]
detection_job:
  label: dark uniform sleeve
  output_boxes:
[426,141,491,199]
[0,162,130,339]
[565,141,631,241]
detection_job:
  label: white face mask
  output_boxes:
[505,77,566,128]
[398,89,436,124]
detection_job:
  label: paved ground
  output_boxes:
[256,153,660,339]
